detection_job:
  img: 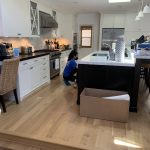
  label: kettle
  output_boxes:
[20,46,32,54]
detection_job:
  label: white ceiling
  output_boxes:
[43,0,150,14]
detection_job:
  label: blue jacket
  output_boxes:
[63,59,77,77]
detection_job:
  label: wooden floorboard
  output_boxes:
[0,77,150,150]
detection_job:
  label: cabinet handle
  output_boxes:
[23,63,28,65]
[17,33,21,36]
[30,67,33,70]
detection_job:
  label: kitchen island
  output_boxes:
[77,52,136,112]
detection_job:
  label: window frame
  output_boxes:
[80,26,92,48]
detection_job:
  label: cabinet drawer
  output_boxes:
[30,57,41,64]
[41,67,49,75]
[41,74,50,83]
[40,55,49,62]
[42,61,48,66]
[19,60,31,70]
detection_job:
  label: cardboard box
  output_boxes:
[80,88,130,123]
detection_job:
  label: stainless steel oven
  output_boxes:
[50,51,61,79]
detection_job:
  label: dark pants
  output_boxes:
[63,68,77,82]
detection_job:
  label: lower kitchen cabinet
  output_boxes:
[17,55,50,101]
[18,66,31,97]
[60,50,71,75]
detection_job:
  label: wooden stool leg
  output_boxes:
[0,95,6,113]
[13,89,19,104]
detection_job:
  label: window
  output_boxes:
[81,26,92,48]
[101,28,125,50]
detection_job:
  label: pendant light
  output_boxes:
[137,10,144,17]
[143,4,150,13]
[135,16,140,21]
[137,0,144,18]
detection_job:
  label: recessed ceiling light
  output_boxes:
[109,0,131,3]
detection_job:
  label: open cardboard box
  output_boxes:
[80,88,130,123]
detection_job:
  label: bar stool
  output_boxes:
[0,58,20,113]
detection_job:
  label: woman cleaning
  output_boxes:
[63,50,78,86]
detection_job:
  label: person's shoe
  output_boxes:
[64,80,71,86]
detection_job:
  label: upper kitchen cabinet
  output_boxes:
[102,14,126,28]
[30,1,39,36]
[0,0,39,37]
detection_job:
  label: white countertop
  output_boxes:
[134,55,150,59]
[134,50,150,59]
[78,51,135,67]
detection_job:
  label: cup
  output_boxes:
[13,48,20,57]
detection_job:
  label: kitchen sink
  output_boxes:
[90,51,109,61]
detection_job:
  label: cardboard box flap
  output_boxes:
[102,94,130,101]
[83,88,128,98]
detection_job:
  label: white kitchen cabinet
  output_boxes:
[60,50,71,75]
[0,0,39,37]
[102,14,125,28]
[17,55,50,100]
[0,0,31,37]
[18,63,31,98]
[30,64,41,90]
[40,56,50,84]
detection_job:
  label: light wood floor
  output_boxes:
[0,77,150,150]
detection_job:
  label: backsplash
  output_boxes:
[0,29,53,51]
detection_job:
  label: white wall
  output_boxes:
[100,13,150,49]
[125,13,150,47]
[75,13,100,59]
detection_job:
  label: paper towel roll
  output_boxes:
[115,37,125,62]
[112,43,116,50]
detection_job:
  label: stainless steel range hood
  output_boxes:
[39,11,58,29]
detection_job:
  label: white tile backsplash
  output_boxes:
[0,29,53,51]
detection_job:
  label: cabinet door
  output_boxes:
[114,14,125,28]
[40,63,50,83]
[102,14,125,28]
[30,1,39,36]
[18,68,31,99]
[102,14,114,28]
[30,64,41,90]
[1,0,31,37]
[60,57,65,75]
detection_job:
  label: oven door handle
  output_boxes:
[53,60,55,69]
